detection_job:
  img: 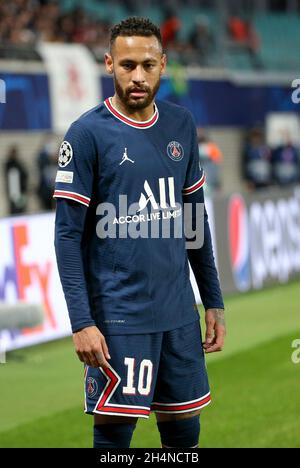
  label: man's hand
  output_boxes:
[72,326,111,368]
[203,308,226,354]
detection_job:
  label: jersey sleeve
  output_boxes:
[53,121,97,207]
[183,111,206,196]
[186,189,225,311]
[55,198,96,333]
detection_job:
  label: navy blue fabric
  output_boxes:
[54,99,224,334]
[185,188,224,311]
[93,423,136,448]
[54,199,96,332]
[84,321,210,417]
[157,415,200,448]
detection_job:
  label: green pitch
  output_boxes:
[0,280,300,448]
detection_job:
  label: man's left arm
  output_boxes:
[183,110,226,353]
[185,187,226,353]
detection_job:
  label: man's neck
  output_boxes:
[111,95,155,122]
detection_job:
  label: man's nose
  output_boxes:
[132,65,145,83]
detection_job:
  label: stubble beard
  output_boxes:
[114,75,160,111]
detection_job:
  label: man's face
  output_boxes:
[105,35,166,110]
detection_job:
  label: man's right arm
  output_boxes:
[55,198,110,368]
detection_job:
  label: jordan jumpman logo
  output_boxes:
[119,148,135,165]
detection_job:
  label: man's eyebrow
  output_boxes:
[119,58,158,64]
[143,58,158,63]
[119,59,135,64]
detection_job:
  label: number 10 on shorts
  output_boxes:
[123,358,153,396]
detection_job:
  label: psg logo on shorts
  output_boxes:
[87,377,98,398]
[167,141,184,161]
[58,141,73,168]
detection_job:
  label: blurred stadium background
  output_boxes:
[0,0,300,448]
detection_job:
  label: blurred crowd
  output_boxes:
[0,0,110,49]
[193,126,300,197]
[0,0,262,67]
[4,126,299,216]
[243,127,300,190]
[3,136,58,215]
[1,1,298,216]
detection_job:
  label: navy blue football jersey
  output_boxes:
[54,98,207,335]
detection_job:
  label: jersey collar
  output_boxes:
[104,97,159,129]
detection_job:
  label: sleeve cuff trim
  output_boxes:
[183,173,206,195]
[53,190,90,207]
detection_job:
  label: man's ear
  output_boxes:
[104,53,114,74]
[160,53,167,75]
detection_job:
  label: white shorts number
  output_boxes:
[123,357,153,396]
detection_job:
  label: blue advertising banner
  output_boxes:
[0,73,51,130]
[0,71,298,130]
[101,75,299,127]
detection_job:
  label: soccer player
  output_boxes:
[54,17,225,449]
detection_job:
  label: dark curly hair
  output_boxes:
[110,17,162,51]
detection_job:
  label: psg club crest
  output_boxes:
[58,141,73,168]
[87,377,98,398]
[167,141,184,161]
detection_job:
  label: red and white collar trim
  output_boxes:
[104,97,159,129]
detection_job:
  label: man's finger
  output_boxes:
[101,337,111,360]
[88,352,102,368]
[203,336,217,349]
[76,351,85,363]
[204,337,224,353]
[205,327,215,345]
[215,334,225,348]
[95,351,110,369]
[82,351,94,367]
[205,345,223,353]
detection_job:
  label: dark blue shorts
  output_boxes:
[84,320,211,418]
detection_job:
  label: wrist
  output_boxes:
[205,308,224,313]
[72,322,96,333]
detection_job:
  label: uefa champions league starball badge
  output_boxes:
[58,141,73,168]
